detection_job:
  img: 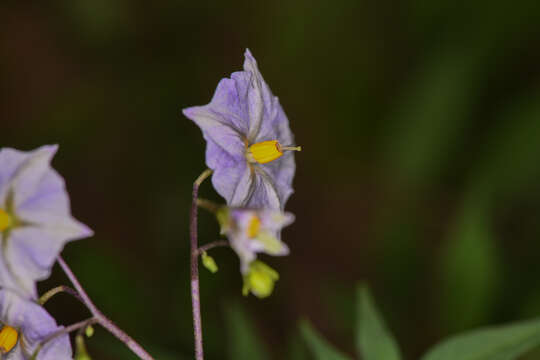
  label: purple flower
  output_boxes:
[183,49,300,210]
[217,207,294,273]
[0,145,93,298]
[0,289,72,359]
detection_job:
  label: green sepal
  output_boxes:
[216,207,230,234]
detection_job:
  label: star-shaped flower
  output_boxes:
[0,145,93,298]
[0,289,72,359]
[217,206,294,274]
[183,49,300,210]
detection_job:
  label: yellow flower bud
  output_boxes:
[242,261,279,298]
[201,251,219,273]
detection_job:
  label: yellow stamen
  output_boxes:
[247,216,261,238]
[0,209,12,232]
[248,140,301,164]
[0,326,18,354]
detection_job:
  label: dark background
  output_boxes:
[2,1,540,359]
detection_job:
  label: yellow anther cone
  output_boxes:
[0,326,18,354]
[0,209,12,232]
[247,216,261,238]
[249,140,283,164]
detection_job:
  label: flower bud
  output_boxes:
[202,251,219,273]
[242,261,279,298]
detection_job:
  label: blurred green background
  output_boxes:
[2,1,540,359]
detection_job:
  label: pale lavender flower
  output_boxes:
[0,145,92,298]
[183,49,300,210]
[217,207,294,273]
[0,289,72,359]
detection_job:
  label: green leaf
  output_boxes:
[299,319,352,360]
[440,192,499,331]
[356,284,402,360]
[421,318,540,360]
[224,302,270,360]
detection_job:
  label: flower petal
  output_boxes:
[183,105,246,160]
[0,289,72,359]
[244,167,281,209]
[16,167,93,239]
[0,248,27,298]
[7,145,58,209]
[229,163,255,207]
[243,50,280,142]
[260,152,295,208]
[5,224,85,298]
[0,149,33,206]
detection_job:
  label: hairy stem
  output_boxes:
[191,169,213,360]
[57,256,155,360]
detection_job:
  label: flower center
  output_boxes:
[0,209,12,232]
[247,215,261,238]
[247,140,301,164]
[0,325,18,354]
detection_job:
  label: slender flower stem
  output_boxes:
[197,240,229,255]
[196,198,220,213]
[41,318,98,346]
[191,169,213,360]
[39,285,85,305]
[57,256,155,360]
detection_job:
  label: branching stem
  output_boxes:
[190,169,212,360]
[197,240,229,255]
[57,256,154,360]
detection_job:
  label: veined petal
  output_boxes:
[205,139,246,203]
[243,49,277,143]
[229,164,255,207]
[245,167,281,210]
[208,76,250,135]
[183,105,246,159]
[260,151,295,208]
